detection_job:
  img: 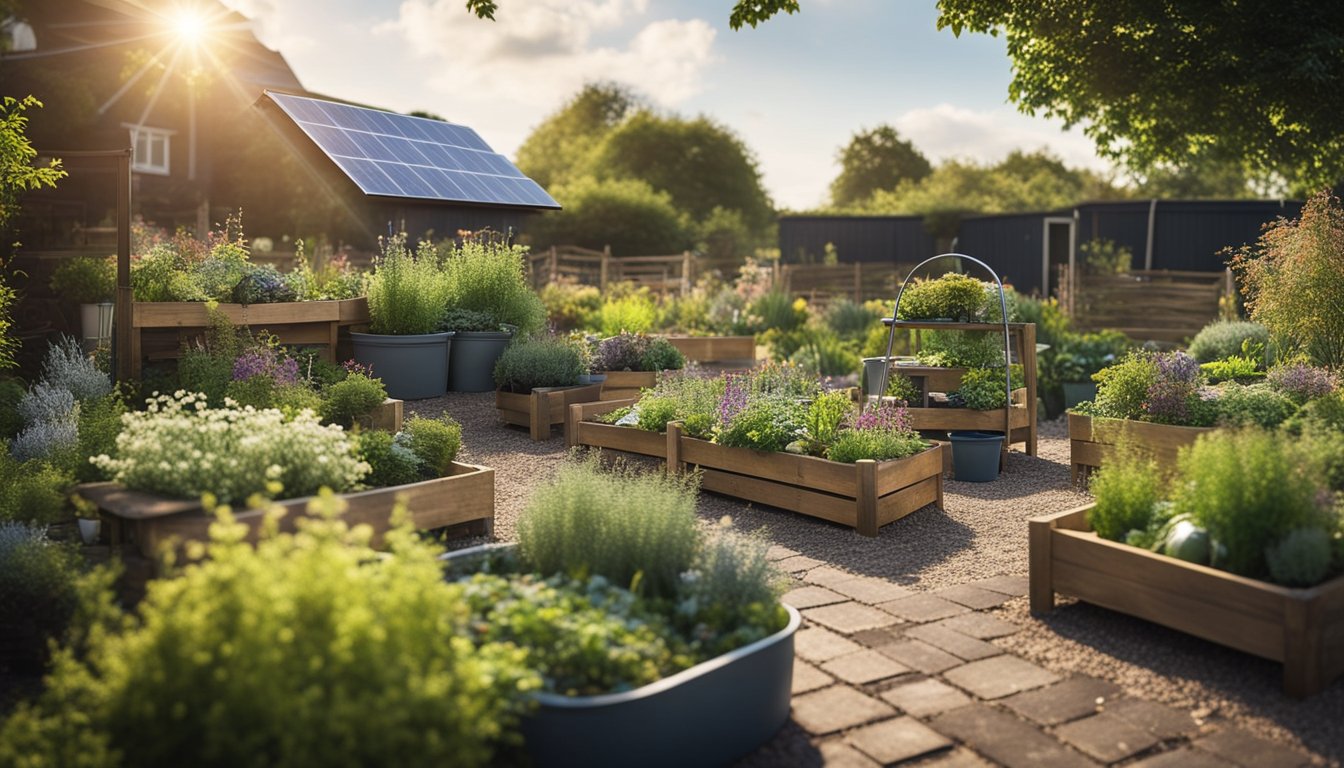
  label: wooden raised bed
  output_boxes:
[663,335,756,366]
[130,297,369,378]
[75,461,494,569]
[496,382,604,441]
[1030,504,1344,698]
[566,398,668,459]
[599,370,658,401]
[668,423,944,537]
[1068,412,1214,484]
[360,397,403,433]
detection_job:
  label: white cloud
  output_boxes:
[894,103,1111,172]
[219,0,317,54]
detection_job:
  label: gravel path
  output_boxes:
[410,396,1343,764]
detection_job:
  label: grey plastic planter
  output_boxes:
[350,331,453,401]
[440,543,800,768]
[861,356,918,396]
[1061,381,1098,410]
[949,430,1004,482]
[448,331,512,392]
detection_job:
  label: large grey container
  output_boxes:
[448,331,512,392]
[949,430,1004,482]
[350,331,453,400]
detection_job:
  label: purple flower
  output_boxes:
[1268,362,1337,403]
[849,402,911,433]
[232,347,299,386]
[718,374,748,427]
[1145,351,1201,422]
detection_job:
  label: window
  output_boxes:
[126,125,173,175]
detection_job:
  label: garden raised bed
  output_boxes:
[1067,412,1214,483]
[565,398,668,459]
[129,297,369,378]
[662,335,756,367]
[74,461,494,568]
[1030,504,1344,698]
[598,370,658,401]
[496,382,604,441]
[668,422,944,537]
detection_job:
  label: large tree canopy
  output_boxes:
[830,125,931,208]
[936,0,1344,192]
[515,83,641,191]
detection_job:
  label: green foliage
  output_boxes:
[223,374,278,410]
[517,457,700,599]
[0,273,16,372]
[885,372,922,404]
[441,240,546,334]
[1265,527,1334,588]
[74,392,126,483]
[788,328,860,377]
[1088,351,1157,420]
[717,395,806,454]
[438,308,501,333]
[541,282,602,332]
[592,332,684,372]
[1232,190,1344,367]
[403,415,462,476]
[0,95,66,230]
[357,430,425,489]
[319,373,387,429]
[492,335,584,392]
[0,524,87,673]
[531,175,690,257]
[917,329,1003,368]
[1187,320,1271,364]
[957,366,1024,410]
[1052,330,1130,382]
[0,497,539,767]
[49,256,114,304]
[514,82,640,190]
[1199,356,1264,384]
[801,390,852,455]
[0,377,24,438]
[1011,295,1074,347]
[1087,448,1162,542]
[826,428,927,464]
[748,292,807,332]
[1079,238,1131,275]
[365,235,450,335]
[897,272,988,321]
[1214,383,1298,428]
[597,291,659,336]
[824,299,881,342]
[634,373,724,437]
[830,125,932,207]
[641,337,686,372]
[0,452,71,526]
[1174,429,1327,578]
[676,525,788,657]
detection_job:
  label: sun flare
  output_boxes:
[172,10,208,45]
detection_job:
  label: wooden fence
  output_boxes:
[1064,269,1234,344]
[526,246,695,294]
[775,262,912,306]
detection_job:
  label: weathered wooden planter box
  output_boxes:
[496,382,604,441]
[360,397,404,433]
[668,423,944,537]
[74,461,494,567]
[1030,504,1344,698]
[130,297,369,378]
[598,370,658,401]
[662,335,756,366]
[1067,412,1214,483]
[565,399,668,459]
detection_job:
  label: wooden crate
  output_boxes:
[1068,412,1214,484]
[496,383,604,441]
[599,370,658,401]
[566,398,669,459]
[1030,504,1344,698]
[662,335,756,365]
[668,423,944,537]
[75,461,495,567]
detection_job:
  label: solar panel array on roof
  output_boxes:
[264,91,560,209]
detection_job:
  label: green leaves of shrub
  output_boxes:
[957,366,1024,410]
[319,373,387,428]
[442,240,546,334]
[404,414,462,476]
[492,335,584,392]
[826,429,926,464]
[366,235,451,335]
[1089,351,1157,420]
[717,395,806,454]
[1087,447,1162,542]
[896,272,988,321]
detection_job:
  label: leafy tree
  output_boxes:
[936,0,1344,192]
[466,0,799,29]
[515,82,641,190]
[830,125,931,207]
[530,175,691,257]
[0,95,65,231]
[1135,149,1255,200]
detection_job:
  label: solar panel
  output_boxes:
[264,91,560,209]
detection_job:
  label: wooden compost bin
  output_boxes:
[1030,504,1344,698]
[496,382,604,441]
[668,423,944,537]
[1067,412,1214,484]
[566,398,668,459]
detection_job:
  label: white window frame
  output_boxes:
[124,124,174,176]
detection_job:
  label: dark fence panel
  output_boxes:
[955,213,1048,295]
[778,215,935,264]
[1150,200,1301,271]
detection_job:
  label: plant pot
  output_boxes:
[77,517,101,545]
[351,331,453,400]
[577,373,608,386]
[80,302,114,346]
[948,430,1003,482]
[1061,381,1097,409]
[447,331,513,392]
[440,544,801,768]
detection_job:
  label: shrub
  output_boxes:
[885,372,922,404]
[1267,361,1337,405]
[1265,527,1334,587]
[492,336,583,392]
[824,299,879,342]
[230,263,297,305]
[641,336,685,372]
[675,525,788,657]
[0,497,539,767]
[9,410,79,464]
[592,332,652,372]
[1089,351,1157,420]
[1087,447,1162,542]
[897,272,987,321]
[1053,330,1130,382]
[1214,383,1298,429]
[403,414,462,476]
[438,307,501,333]
[596,292,658,336]
[74,392,126,483]
[319,372,387,428]
[1144,351,1204,425]
[529,175,691,258]
[916,329,1003,368]
[634,372,723,437]
[517,457,700,599]
[0,523,87,672]
[1079,238,1132,275]
[1187,320,1271,364]
[748,292,807,333]
[49,255,114,304]
[788,329,860,377]
[541,282,602,332]
[442,240,546,334]
[358,430,425,488]
[0,378,23,439]
[17,382,75,427]
[957,366,1024,410]
[827,427,926,464]
[95,392,369,503]
[365,235,451,335]
[716,394,806,454]
[0,453,71,526]
[1200,356,1263,383]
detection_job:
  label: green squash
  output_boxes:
[1162,518,1211,564]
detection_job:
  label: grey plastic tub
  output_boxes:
[949,430,1004,482]
[448,331,512,392]
[350,331,453,400]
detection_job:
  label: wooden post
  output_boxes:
[1028,516,1055,614]
[854,261,862,303]
[1023,323,1038,456]
[681,250,692,295]
[115,148,134,383]
[529,390,548,441]
[1283,594,1323,697]
[565,403,582,449]
[600,245,610,291]
[666,421,684,474]
[856,459,878,537]
[548,246,558,284]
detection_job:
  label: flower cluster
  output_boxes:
[232,347,300,386]
[1268,362,1338,405]
[717,374,749,427]
[1144,351,1202,424]
[849,402,911,433]
[94,391,368,503]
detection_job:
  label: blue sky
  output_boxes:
[222,0,1107,210]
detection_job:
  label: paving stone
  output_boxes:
[916,748,996,767]
[903,624,1003,661]
[1193,728,1311,768]
[931,612,1021,640]
[878,593,970,622]
[776,554,827,573]
[1055,712,1159,763]
[943,656,1061,700]
[971,574,1029,596]
[822,649,911,685]
[936,584,1013,610]
[792,659,833,695]
[930,703,1098,768]
[782,585,849,610]
[848,716,953,765]
[765,544,800,561]
[877,640,964,675]
[880,677,972,718]
[819,740,882,768]
[829,576,915,605]
[851,626,906,648]
[805,602,901,634]
[795,626,864,663]
[805,565,857,587]
[1106,698,1199,741]
[1129,747,1229,768]
[1001,676,1119,726]
[792,685,897,735]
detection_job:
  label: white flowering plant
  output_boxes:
[93,392,368,504]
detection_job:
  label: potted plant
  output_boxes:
[895,272,990,322]
[351,235,454,400]
[494,335,602,440]
[442,240,546,392]
[591,332,686,400]
[49,255,115,347]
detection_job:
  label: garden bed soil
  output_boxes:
[1030,504,1344,698]
[495,382,604,441]
[565,398,667,459]
[1067,412,1214,483]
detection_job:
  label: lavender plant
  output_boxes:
[1268,361,1338,405]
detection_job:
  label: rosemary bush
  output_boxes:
[442,240,545,333]
[492,335,584,392]
[365,235,451,335]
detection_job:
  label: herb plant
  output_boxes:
[492,335,584,392]
[49,255,114,304]
[365,235,451,335]
[897,272,988,322]
[403,414,462,476]
[442,240,546,333]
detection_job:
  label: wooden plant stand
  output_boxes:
[496,382,604,441]
[1068,412,1214,484]
[1031,504,1344,698]
[566,399,668,459]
